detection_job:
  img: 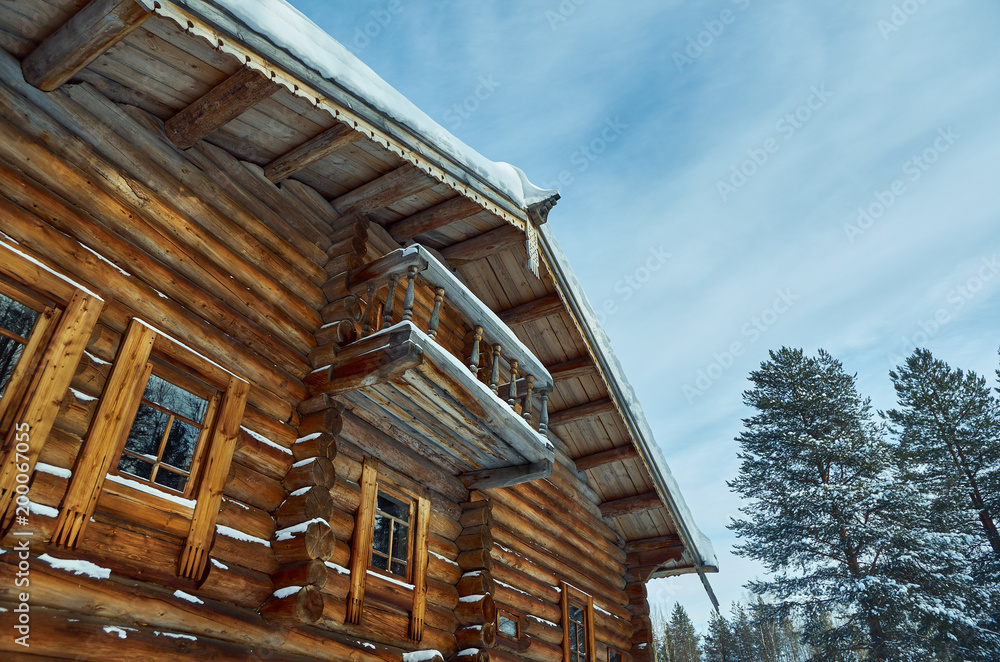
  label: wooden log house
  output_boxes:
[0,1,718,660]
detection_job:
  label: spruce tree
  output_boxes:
[703,609,737,662]
[729,348,984,661]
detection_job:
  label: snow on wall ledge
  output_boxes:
[144,0,557,212]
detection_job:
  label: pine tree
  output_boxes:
[886,348,1000,659]
[703,609,737,662]
[729,348,985,661]
[888,348,1000,557]
[663,602,701,662]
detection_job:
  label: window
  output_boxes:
[347,458,430,640]
[0,290,39,399]
[497,608,520,639]
[609,648,624,662]
[371,487,413,579]
[562,582,595,662]
[115,371,218,497]
[51,318,249,582]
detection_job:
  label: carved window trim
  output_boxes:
[0,241,103,529]
[562,581,595,662]
[347,458,431,641]
[51,319,249,581]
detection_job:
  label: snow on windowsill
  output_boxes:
[105,473,196,509]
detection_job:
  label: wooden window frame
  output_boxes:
[496,605,530,651]
[562,581,596,662]
[0,278,58,439]
[369,483,415,583]
[0,241,103,529]
[110,360,221,500]
[608,646,626,662]
[51,319,248,581]
[347,458,431,641]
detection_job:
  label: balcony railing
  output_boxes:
[308,244,554,475]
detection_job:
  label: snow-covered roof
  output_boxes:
[141,0,557,216]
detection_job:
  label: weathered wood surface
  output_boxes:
[165,66,280,149]
[440,224,524,264]
[600,491,662,519]
[547,397,616,428]
[265,121,360,182]
[574,444,639,472]
[497,294,563,326]
[21,0,151,91]
[386,196,484,243]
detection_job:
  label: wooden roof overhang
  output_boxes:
[0,0,716,586]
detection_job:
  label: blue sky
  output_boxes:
[287,0,1000,630]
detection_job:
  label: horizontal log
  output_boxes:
[298,406,344,438]
[386,196,483,243]
[265,121,360,182]
[283,456,336,492]
[234,428,293,481]
[166,66,280,149]
[574,445,638,472]
[456,592,496,626]
[217,497,275,543]
[599,492,662,519]
[457,570,495,597]
[0,556,390,661]
[331,163,437,216]
[547,397,616,428]
[198,557,274,608]
[315,319,358,347]
[259,585,325,626]
[274,486,334,529]
[211,529,278,576]
[456,623,496,650]
[21,0,151,91]
[272,522,335,565]
[460,460,552,491]
[625,534,683,553]
[293,432,339,463]
[440,224,523,264]
[225,461,286,512]
[321,294,364,324]
[497,294,562,326]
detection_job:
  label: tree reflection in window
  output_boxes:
[117,374,209,494]
[0,292,38,400]
[568,603,588,662]
[371,489,412,579]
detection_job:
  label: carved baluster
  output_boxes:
[382,274,398,329]
[402,265,418,322]
[538,390,549,436]
[507,360,519,408]
[490,344,501,394]
[362,282,376,337]
[428,287,445,339]
[468,326,483,374]
[522,375,534,421]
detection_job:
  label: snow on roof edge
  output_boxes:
[538,223,719,572]
[151,0,558,213]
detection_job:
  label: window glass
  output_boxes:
[0,292,39,399]
[498,610,519,638]
[371,489,411,579]
[569,603,588,662]
[117,373,209,494]
[609,650,623,662]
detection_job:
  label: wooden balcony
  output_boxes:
[306,245,554,484]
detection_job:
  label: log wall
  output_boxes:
[0,31,655,662]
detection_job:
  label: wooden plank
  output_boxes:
[460,460,553,490]
[265,121,362,182]
[331,163,437,217]
[21,0,151,91]
[547,397,615,428]
[440,224,524,265]
[165,66,281,149]
[387,197,485,243]
[52,320,156,548]
[548,354,597,382]
[181,376,250,580]
[498,293,563,326]
[574,445,638,472]
[599,492,661,519]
